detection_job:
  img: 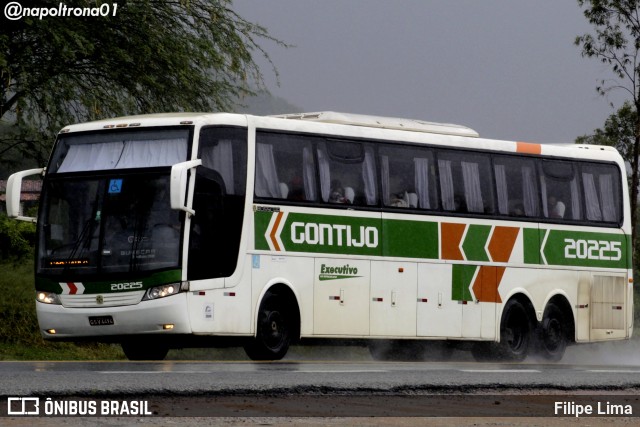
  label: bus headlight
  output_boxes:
[36,291,61,305]
[143,283,181,301]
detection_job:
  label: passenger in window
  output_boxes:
[548,195,566,219]
[289,176,305,201]
[511,203,525,217]
[329,179,349,204]
[454,195,467,213]
[389,191,410,207]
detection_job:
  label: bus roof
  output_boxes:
[271,111,480,138]
[59,111,479,138]
[57,111,622,164]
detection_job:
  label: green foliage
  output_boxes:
[576,0,640,246]
[0,212,35,260]
[0,259,125,360]
[0,0,285,164]
[576,101,637,161]
[575,0,640,100]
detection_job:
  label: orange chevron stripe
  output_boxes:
[441,222,466,260]
[269,212,284,251]
[487,226,520,263]
[472,266,503,304]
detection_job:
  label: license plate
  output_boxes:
[89,316,114,326]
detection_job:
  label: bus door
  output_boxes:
[417,263,462,338]
[370,261,417,337]
[313,258,370,336]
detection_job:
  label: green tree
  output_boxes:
[575,0,640,242]
[0,0,284,166]
[576,101,637,162]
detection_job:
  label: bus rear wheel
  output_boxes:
[536,303,568,362]
[244,293,291,361]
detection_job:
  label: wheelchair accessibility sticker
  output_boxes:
[108,179,123,194]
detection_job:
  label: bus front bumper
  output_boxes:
[36,292,192,339]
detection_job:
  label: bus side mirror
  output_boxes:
[7,168,45,223]
[170,159,202,215]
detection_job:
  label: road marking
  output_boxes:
[98,371,213,374]
[585,369,640,373]
[460,369,541,373]
[297,370,388,373]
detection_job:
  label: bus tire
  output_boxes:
[497,298,532,361]
[121,339,169,361]
[244,292,292,361]
[536,302,568,362]
[472,299,532,362]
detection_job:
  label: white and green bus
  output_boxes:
[7,111,633,361]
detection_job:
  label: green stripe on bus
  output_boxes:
[541,229,628,269]
[35,269,182,294]
[452,264,477,301]
[382,219,438,259]
[523,228,540,265]
[462,224,491,262]
[254,210,629,269]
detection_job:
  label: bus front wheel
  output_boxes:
[244,292,291,361]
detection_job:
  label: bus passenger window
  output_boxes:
[379,145,435,210]
[493,156,540,218]
[438,152,494,214]
[255,132,318,202]
[581,163,622,223]
[318,140,378,207]
[540,160,581,221]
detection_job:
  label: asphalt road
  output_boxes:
[1,358,640,397]
[1,339,640,420]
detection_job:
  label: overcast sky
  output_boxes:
[232,0,628,143]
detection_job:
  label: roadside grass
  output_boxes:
[0,259,125,360]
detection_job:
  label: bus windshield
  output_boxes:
[38,173,181,276]
[48,128,189,173]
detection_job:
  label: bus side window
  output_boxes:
[319,140,378,207]
[581,163,622,223]
[493,156,540,218]
[255,132,318,202]
[540,160,581,221]
[438,151,494,214]
[189,126,247,280]
[188,173,225,280]
[379,145,436,210]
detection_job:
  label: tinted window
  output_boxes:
[317,140,378,206]
[580,163,622,223]
[379,145,437,209]
[200,127,247,196]
[438,151,494,214]
[189,127,247,280]
[540,160,581,221]
[254,132,319,202]
[493,155,540,218]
